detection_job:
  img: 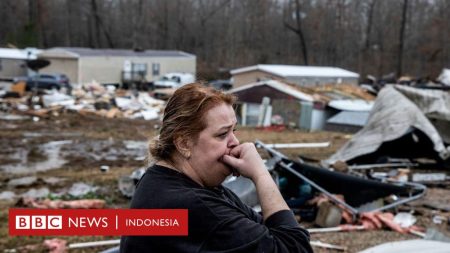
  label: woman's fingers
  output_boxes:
[222,154,242,168]
[223,143,266,180]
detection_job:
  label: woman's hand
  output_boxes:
[222,143,268,181]
[223,142,290,220]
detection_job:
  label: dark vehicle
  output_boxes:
[207,79,233,91]
[19,74,71,92]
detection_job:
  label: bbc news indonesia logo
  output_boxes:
[16,215,63,230]
[9,209,188,236]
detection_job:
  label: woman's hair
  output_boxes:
[149,83,236,162]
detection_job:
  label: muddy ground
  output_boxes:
[0,112,448,252]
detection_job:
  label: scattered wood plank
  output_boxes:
[69,239,120,249]
[264,142,330,149]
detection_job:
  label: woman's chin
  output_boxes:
[222,163,234,175]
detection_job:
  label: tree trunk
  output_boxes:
[132,0,144,49]
[294,0,308,65]
[284,0,309,65]
[397,0,408,77]
[90,0,114,48]
[360,0,377,76]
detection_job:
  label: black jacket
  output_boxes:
[120,165,313,253]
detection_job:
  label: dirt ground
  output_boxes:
[0,112,448,252]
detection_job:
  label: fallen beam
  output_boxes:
[264,142,330,149]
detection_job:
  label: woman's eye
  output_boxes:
[217,128,236,139]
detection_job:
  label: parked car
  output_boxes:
[153,73,195,88]
[15,74,71,92]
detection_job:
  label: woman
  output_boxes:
[120,83,312,253]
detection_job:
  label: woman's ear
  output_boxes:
[174,136,192,159]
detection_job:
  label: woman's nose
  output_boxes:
[228,132,240,148]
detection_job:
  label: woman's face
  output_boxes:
[188,103,239,187]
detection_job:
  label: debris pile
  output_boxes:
[255,140,449,251]
[0,81,166,121]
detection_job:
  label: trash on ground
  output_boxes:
[7,176,38,187]
[68,182,98,197]
[21,187,50,199]
[118,167,146,198]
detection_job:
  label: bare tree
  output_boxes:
[359,0,378,76]
[283,0,309,65]
[131,0,144,49]
[397,0,408,77]
[1,0,449,79]
[90,0,114,48]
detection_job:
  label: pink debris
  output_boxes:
[43,238,68,253]
[357,211,424,234]
[22,197,106,209]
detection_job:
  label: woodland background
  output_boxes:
[1,0,449,79]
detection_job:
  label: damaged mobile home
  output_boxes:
[323,85,450,168]
[229,79,375,131]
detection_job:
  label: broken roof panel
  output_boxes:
[230,64,359,78]
[310,84,376,101]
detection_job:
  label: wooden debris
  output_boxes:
[69,239,120,249]
[308,225,365,233]
[106,108,121,118]
[264,142,330,149]
[11,81,26,97]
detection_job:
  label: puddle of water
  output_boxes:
[1,139,148,174]
[0,140,73,174]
